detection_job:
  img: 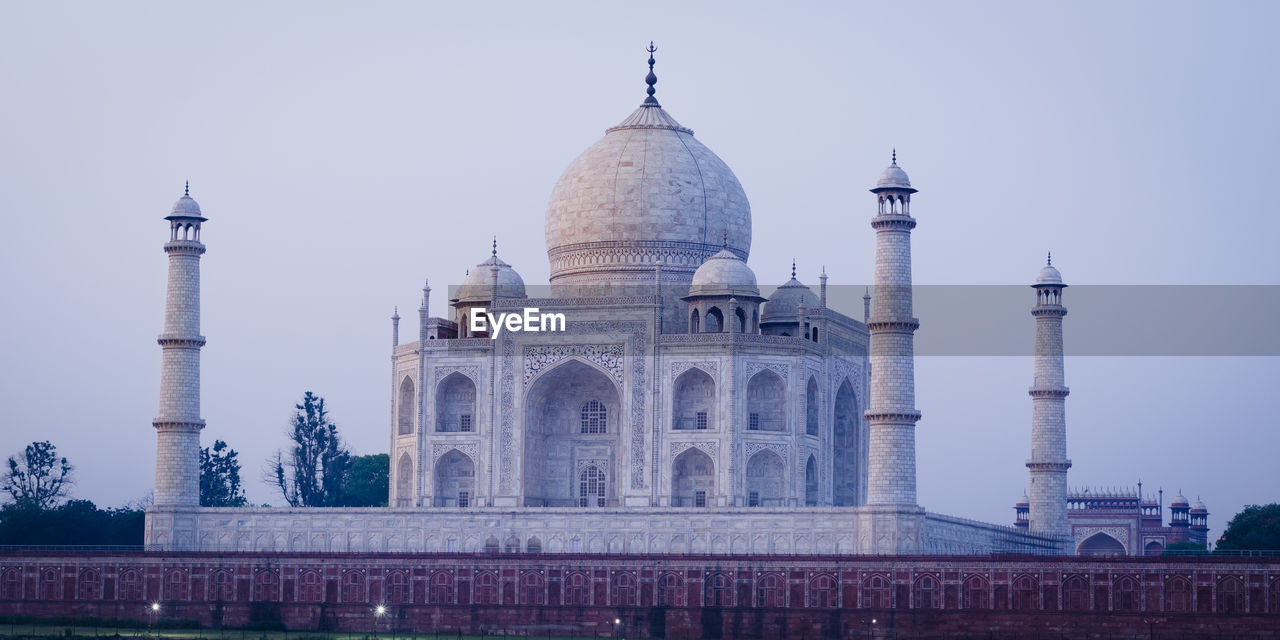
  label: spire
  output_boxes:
[722,231,728,249]
[891,149,897,165]
[1047,251,1052,266]
[492,236,498,257]
[643,41,660,106]
[791,259,796,279]
[184,180,189,197]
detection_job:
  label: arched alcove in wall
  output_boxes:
[397,376,415,434]
[395,453,413,507]
[435,373,476,433]
[672,448,714,507]
[745,449,785,506]
[523,359,620,506]
[832,378,859,506]
[746,369,785,431]
[673,368,715,430]
[433,449,475,507]
[1077,532,1126,556]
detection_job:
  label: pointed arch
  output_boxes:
[913,574,941,609]
[804,455,818,506]
[520,571,545,604]
[1218,576,1245,613]
[832,378,859,506]
[1113,575,1140,611]
[672,447,714,507]
[1011,574,1038,610]
[805,376,819,435]
[523,359,621,506]
[1063,575,1089,610]
[745,449,785,507]
[435,372,476,432]
[962,574,988,609]
[704,306,724,333]
[395,452,413,507]
[746,369,786,431]
[1164,575,1191,612]
[673,367,715,430]
[397,375,415,434]
[433,449,475,507]
[689,308,700,333]
[1078,531,1126,556]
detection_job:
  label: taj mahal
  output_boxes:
[142,49,1203,557]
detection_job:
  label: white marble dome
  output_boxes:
[452,253,527,304]
[688,248,760,298]
[1036,264,1063,286]
[1171,494,1190,508]
[873,160,914,192]
[168,192,203,219]
[762,275,820,323]
[545,100,752,285]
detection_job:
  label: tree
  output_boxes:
[0,500,144,546]
[200,440,247,507]
[3,441,73,508]
[1216,503,1280,551]
[269,392,351,507]
[338,453,389,507]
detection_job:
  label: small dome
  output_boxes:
[167,184,204,219]
[1036,264,1063,285]
[1191,499,1208,512]
[687,248,760,298]
[762,274,819,323]
[453,254,526,304]
[1016,493,1030,507]
[1171,494,1190,508]
[875,164,912,190]
[871,152,915,193]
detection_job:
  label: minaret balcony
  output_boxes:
[1028,386,1070,398]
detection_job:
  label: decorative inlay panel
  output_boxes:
[744,361,790,381]
[670,440,718,459]
[524,344,625,386]
[744,441,788,460]
[434,365,480,384]
[670,360,718,380]
[432,442,479,463]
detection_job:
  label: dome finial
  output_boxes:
[891,148,897,165]
[1047,251,1052,266]
[492,236,498,257]
[722,231,728,249]
[644,41,660,106]
[184,180,189,197]
[791,259,796,279]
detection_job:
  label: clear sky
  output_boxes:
[1,1,1277,542]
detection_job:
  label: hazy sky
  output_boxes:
[2,2,1277,542]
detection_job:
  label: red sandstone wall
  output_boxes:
[1,551,1277,638]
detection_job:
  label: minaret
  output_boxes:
[865,151,921,507]
[152,183,207,508]
[1027,253,1071,548]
